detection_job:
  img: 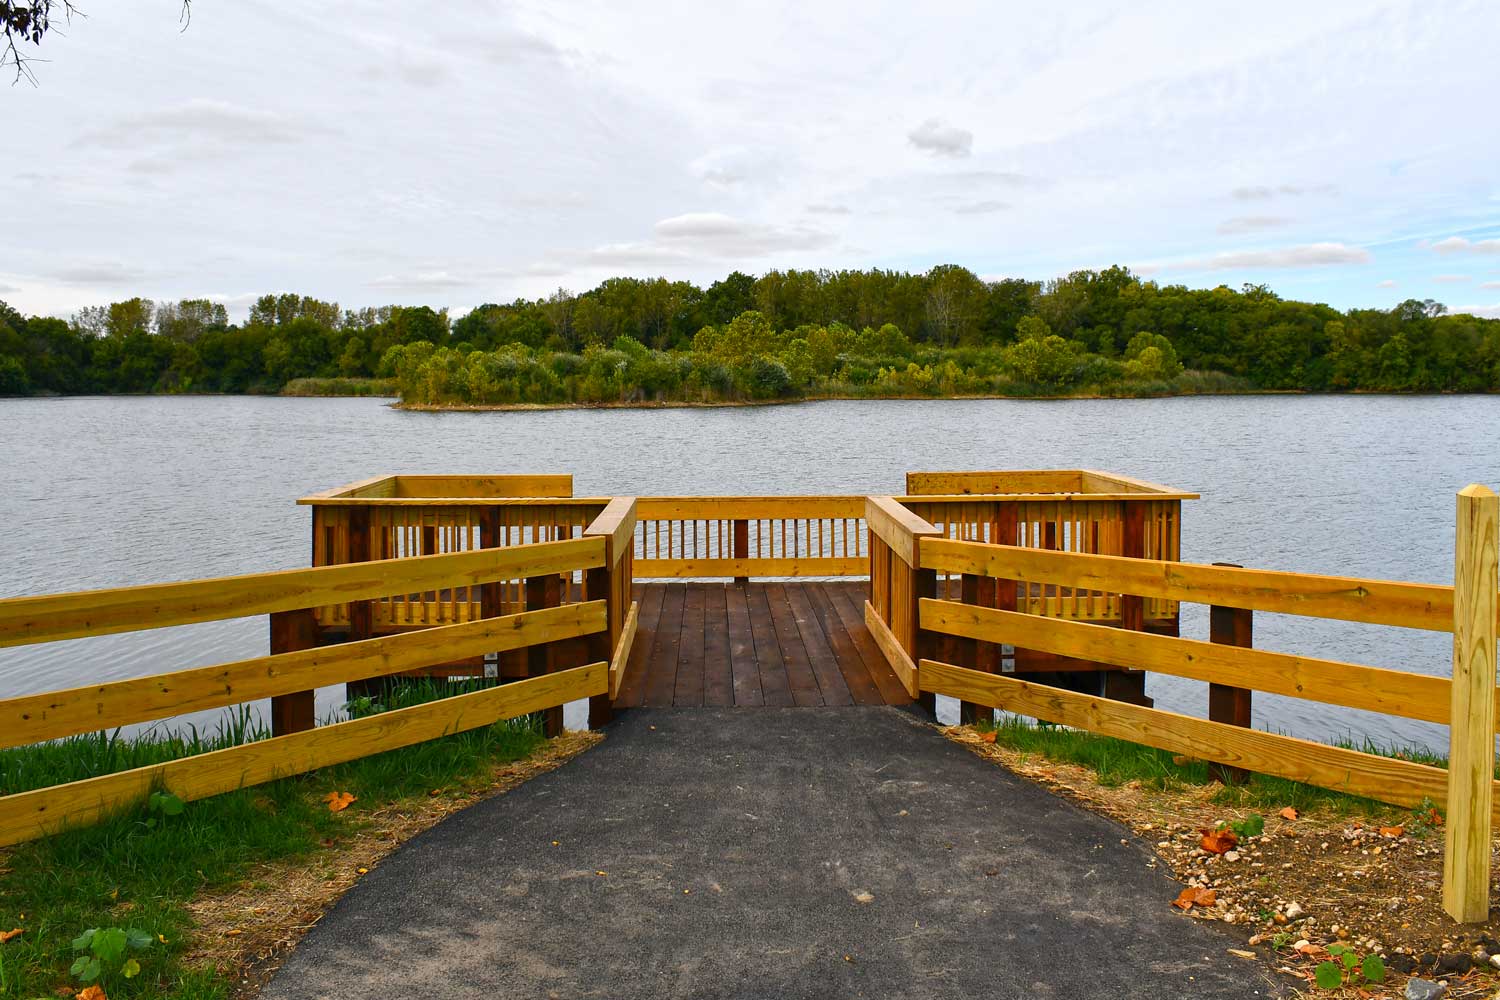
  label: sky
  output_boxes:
[4,0,1500,321]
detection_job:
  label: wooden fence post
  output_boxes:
[1104,502,1151,706]
[1444,483,1498,923]
[269,608,318,735]
[526,572,564,738]
[959,572,997,725]
[1207,562,1253,785]
[733,519,749,586]
[913,552,939,719]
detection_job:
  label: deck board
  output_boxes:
[614,582,911,709]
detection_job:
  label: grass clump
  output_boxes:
[0,681,549,999]
[976,714,1438,820]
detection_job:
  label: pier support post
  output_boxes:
[1443,484,1498,924]
[733,519,749,585]
[1104,502,1152,707]
[959,572,998,725]
[1207,563,1253,785]
[585,553,615,729]
[269,608,318,736]
[526,573,564,738]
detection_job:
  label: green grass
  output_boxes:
[0,682,549,999]
[975,715,1444,820]
[278,377,396,397]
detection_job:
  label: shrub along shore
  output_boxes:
[3,265,1498,403]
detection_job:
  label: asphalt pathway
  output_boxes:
[262,707,1281,999]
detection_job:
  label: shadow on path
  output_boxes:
[262,707,1281,999]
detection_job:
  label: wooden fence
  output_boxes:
[863,484,1500,922]
[0,500,643,848]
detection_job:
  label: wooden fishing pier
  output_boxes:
[1,470,1496,923]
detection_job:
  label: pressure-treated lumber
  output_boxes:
[585,497,639,566]
[0,537,605,647]
[635,557,865,578]
[919,598,1450,723]
[0,662,606,848]
[635,496,865,520]
[0,602,606,749]
[865,497,941,566]
[918,660,1487,816]
[920,537,1454,632]
[865,599,918,697]
[1444,484,1499,923]
[609,600,640,700]
[299,474,573,502]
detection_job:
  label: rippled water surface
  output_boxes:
[2,394,1497,748]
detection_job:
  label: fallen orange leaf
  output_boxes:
[1171,887,1217,910]
[0,927,22,943]
[1279,807,1298,821]
[1199,828,1237,854]
[76,986,107,1000]
[1379,825,1404,838]
[324,791,356,813]
[980,731,997,744]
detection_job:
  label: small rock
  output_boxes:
[1404,979,1447,1000]
[1387,953,1417,974]
[1284,902,1304,919]
[853,891,875,904]
[1223,851,1241,862]
[1491,954,1500,971]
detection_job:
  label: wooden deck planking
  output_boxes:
[615,582,911,709]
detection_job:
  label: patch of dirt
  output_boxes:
[184,729,602,999]
[944,725,1500,998]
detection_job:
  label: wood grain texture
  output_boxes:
[865,497,942,567]
[865,599,918,698]
[0,602,606,749]
[608,600,640,701]
[0,537,605,647]
[0,663,606,848]
[920,537,1454,632]
[634,557,865,579]
[584,497,638,566]
[918,660,1487,815]
[635,496,865,520]
[1444,484,1499,922]
[920,598,1450,723]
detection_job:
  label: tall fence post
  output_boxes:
[268,608,318,735]
[1104,502,1152,706]
[526,572,564,738]
[1207,562,1253,785]
[733,519,749,586]
[959,572,997,725]
[1444,483,1498,923]
[584,498,637,728]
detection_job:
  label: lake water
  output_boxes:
[1,393,1497,750]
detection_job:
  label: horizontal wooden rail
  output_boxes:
[635,496,865,520]
[920,537,1457,632]
[609,601,640,700]
[921,599,1453,724]
[641,557,864,578]
[0,537,605,647]
[919,659,1499,820]
[0,602,607,749]
[585,497,638,566]
[865,496,941,566]
[864,600,918,698]
[0,662,606,848]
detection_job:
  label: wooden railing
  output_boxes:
[893,484,1499,923]
[633,496,867,580]
[0,530,637,848]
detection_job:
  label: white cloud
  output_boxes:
[1480,280,1500,290]
[652,213,835,256]
[1453,302,1500,318]
[1153,242,1372,272]
[1216,215,1291,235]
[954,200,1008,215]
[1433,274,1470,284]
[49,262,153,285]
[0,283,20,294]
[1230,184,1337,201]
[805,203,852,216]
[1377,279,1397,288]
[907,119,973,158]
[366,271,473,290]
[1429,236,1500,255]
[74,99,329,150]
[690,148,780,188]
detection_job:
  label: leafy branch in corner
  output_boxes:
[1,0,190,85]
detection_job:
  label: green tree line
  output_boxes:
[2,266,1498,401]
